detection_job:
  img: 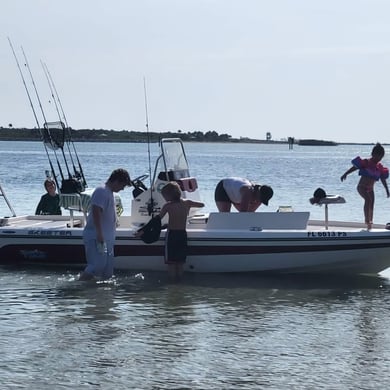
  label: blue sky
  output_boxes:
[1,0,390,143]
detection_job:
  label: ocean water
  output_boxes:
[2,140,390,223]
[2,140,390,389]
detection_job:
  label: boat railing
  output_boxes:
[59,193,88,227]
[59,189,123,227]
[0,181,16,218]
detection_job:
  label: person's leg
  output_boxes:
[175,263,184,280]
[167,263,177,280]
[80,239,109,279]
[79,239,97,280]
[102,241,115,280]
[165,230,186,281]
[216,201,232,212]
[366,191,375,229]
[214,180,232,212]
[357,186,374,229]
[79,270,94,281]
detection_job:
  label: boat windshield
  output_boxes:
[161,139,189,172]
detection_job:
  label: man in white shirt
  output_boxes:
[79,168,132,280]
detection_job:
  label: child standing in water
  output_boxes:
[341,143,389,230]
[159,182,204,280]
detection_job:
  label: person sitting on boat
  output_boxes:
[214,177,273,212]
[35,179,61,215]
[340,142,390,230]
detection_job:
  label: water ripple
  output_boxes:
[1,268,390,389]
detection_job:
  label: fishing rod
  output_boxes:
[41,60,63,123]
[41,61,79,180]
[143,77,155,215]
[42,61,87,187]
[7,37,59,188]
[21,46,72,181]
[43,63,69,128]
[20,47,48,129]
[41,60,77,177]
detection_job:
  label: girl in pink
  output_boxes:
[341,143,389,230]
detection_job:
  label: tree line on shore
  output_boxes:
[0,127,248,142]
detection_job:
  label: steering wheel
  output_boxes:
[133,174,149,182]
[132,174,149,191]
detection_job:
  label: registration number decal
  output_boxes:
[308,231,347,238]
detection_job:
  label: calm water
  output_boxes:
[2,141,390,389]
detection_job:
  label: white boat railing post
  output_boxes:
[0,182,16,217]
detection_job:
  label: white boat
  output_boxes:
[2,138,390,275]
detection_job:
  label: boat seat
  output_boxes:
[60,190,123,227]
[313,195,346,230]
[317,195,346,205]
[157,169,190,181]
[59,193,88,227]
[176,177,198,193]
[156,172,198,193]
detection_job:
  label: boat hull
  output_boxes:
[2,227,390,275]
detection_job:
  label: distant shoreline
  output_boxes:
[0,127,377,145]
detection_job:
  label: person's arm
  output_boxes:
[158,203,168,220]
[247,200,261,212]
[187,200,205,209]
[381,178,390,198]
[340,166,358,181]
[238,186,252,211]
[35,197,43,215]
[35,195,47,215]
[92,204,104,243]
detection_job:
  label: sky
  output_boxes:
[1,0,390,143]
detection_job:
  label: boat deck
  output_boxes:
[0,215,84,229]
[1,214,387,233]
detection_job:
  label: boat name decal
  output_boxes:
[28,230,72,236]
[307,232,347,237]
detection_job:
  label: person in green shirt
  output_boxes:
[35,179,61,215]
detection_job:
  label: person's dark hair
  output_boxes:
[310,187,327,204]
[108,168,132,186]
[44,179,55,190]
[372,142,385,158]
[254,184,273,206]
[313,188,326,199]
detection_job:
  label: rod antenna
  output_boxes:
[143,77,152,188]
[143,77,154,215]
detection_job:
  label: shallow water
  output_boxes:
[2,141,390,224]
[2,268,390,389]
[2,141,390,388]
